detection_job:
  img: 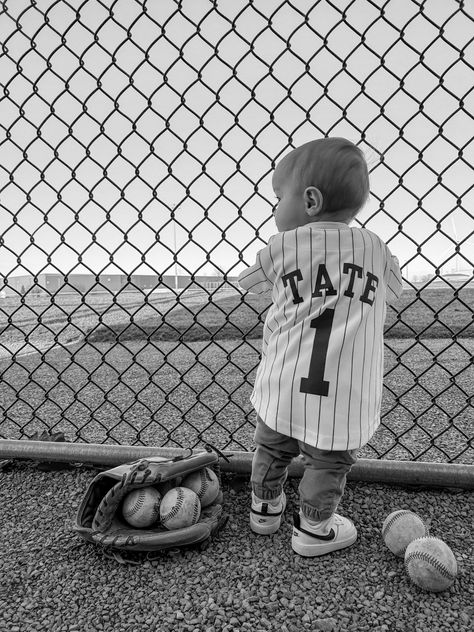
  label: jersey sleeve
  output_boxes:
[385,254,403,305]
[238,249,273,294]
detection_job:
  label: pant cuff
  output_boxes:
[251,484,283,500]
[300,502,335,522]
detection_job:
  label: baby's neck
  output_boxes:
[310,209,356,225]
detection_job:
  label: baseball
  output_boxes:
[405,537,458,592]
[122,486,162,528]
[182,467,220,507]
[382,509,429,557]
[160,486,201,530]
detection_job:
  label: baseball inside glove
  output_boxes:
[73,451,228,552]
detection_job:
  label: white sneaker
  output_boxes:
[250,492,287,535]
[291,511,357,557]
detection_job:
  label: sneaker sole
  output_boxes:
[291,529,357,557]
[250,513,283,535]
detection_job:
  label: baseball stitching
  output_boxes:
[382,510,422,539]
[405,549,456,580]
[124,490,146,518]
[161,488,184,523]
[161,488,199,525]
[192,496,200,523]
[198,469,210,500]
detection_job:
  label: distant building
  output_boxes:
[429,272,474,287]
[0,273,239,296]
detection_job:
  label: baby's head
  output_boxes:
[272,137,369,232]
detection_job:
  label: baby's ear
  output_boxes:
[304,187,323,217]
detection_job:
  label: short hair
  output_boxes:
[281,138,370,214]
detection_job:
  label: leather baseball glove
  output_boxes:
[73,450,228,552]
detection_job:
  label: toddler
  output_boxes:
[238,138,403,556]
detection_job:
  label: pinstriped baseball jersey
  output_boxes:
[238,222,403,450]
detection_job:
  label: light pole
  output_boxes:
[173,205,178,291]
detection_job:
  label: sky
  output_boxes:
[1,0,473,283]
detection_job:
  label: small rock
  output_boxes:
[314,618,338,631]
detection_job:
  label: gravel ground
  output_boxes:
[0,461,472,632]
[1,338,473,464]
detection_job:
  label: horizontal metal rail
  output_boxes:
[1,440,472,490]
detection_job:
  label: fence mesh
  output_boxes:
[1,0,473,464]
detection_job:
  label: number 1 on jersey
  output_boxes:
[300,308,335,397]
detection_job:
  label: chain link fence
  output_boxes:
[1,0,473,465]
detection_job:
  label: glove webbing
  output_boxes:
[203,443,232,488]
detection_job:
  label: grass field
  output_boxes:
[86,287,474,342]
[1,287,474,349]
